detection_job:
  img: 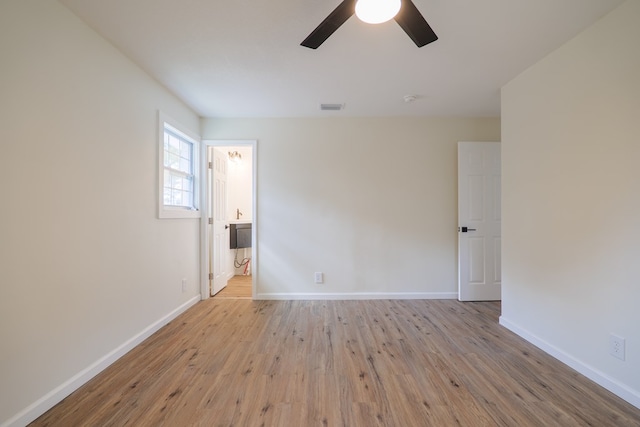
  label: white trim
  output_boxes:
[200,140,257,301]
[499,316,640,409]
[158,111,201,219]
[1,296,200,427]
[255,292,458,300]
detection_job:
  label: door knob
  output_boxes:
[459,226,476,232]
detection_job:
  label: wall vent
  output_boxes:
[320,103,345,111]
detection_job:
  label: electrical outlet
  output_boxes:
[609,334,625,361]
[314,272,324,284]
[182,278,187,293]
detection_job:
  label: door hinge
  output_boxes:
[208,217,213,225]
[208,161,213,169]
[209,272,214,280]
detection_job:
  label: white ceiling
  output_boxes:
[59,0,623,118]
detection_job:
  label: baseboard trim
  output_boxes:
[255,292,458,300]
[2,296,201,427]
[499,315,640,409]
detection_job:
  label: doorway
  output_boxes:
[201,140,257,300]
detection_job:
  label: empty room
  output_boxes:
[1,0,639,426]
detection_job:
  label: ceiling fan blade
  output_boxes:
[394,0,438,47]
[301,0,356,49]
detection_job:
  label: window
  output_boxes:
[158,112,200,218]
[163,126,194,207]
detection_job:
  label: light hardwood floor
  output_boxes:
[213,275,252,299]
[31,299,640,426]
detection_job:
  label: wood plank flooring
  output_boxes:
[214,275,252,299]
[31,299,640,426]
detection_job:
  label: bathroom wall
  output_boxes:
[227,146,253,276]
[227,146,253,222]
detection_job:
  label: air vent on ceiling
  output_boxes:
[320,103,345,111]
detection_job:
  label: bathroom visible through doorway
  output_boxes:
[201,140,257,300]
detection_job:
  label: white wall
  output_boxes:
[501,0,640,407]
[0,1,201,424]
[202,117,500,299]
[227,146,253,275]
[227,146,253,222]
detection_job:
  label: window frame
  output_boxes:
[158,111,201,219]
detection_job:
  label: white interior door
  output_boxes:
[458,141,501,301]
[211,147,229,295]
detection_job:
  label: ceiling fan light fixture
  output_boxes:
[301,0,437,49]
[355,0,401,24]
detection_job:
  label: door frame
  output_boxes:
[200,139,257,300]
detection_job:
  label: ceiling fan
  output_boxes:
[301,0,438,49]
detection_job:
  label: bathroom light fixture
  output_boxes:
[228,151,242,162]
[355,0,401,24]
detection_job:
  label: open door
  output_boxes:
[458,141,501,301]
[201,140,257,301]
[209,147,229,296]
